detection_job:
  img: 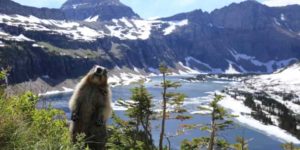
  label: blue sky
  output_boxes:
[12,0,300,19]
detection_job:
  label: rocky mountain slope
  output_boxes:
[0,0,300,86]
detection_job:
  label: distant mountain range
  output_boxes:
[0,0,300,85]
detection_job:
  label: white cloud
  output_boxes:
[263,0,300,7]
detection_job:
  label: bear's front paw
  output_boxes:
[71,113,79,121]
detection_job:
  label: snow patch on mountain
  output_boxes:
[280,13,286,21]
[274,18,281,26]
[84,15,99,22]
[0,31,34,42]
[177,62,201,75]
[15,34,34,41]
[107,18,188,40]
[32,43,44,48]
[227,60,247,73]
[39,87,74,97]
[225,63,240,74]
[185,56,223,73]
[163,19,188,35]
[72,3,89,9]
[120,17,133,27]
[0,40,4,47]
[229,49,297,72]
[106,18,159,40]
[107,72,148,86]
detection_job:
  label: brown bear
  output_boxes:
[69,65,112,150]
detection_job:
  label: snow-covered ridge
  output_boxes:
[234,62,300,114]
[246,63,300,113]
[221,62,300,143]
[0,14,189,41]
[0,31,34,42]
[163,19,188,35]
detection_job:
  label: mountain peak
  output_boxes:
[61,0,139,21]
[209,0,271,29]
[238,0,265,7]
[224,0,265,10]
[61,0,123,10]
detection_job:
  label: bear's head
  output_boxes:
[87,65,108,86]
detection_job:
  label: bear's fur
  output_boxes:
[69,65,112,150]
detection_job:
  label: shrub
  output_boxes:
[0,91,86,150]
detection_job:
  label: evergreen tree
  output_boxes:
[158,63,190,150]
[110,83,156,150]
[106,113,147,150]
[181,94,235,150]
[232,136,250,150]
